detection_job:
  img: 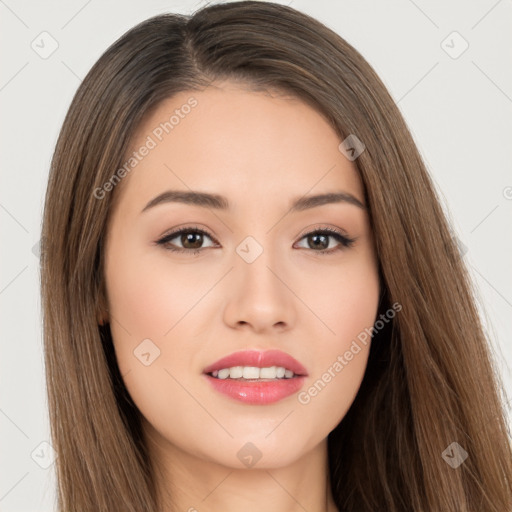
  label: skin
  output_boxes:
[102,80,380,512]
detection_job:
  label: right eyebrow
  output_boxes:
[141,190,229,213]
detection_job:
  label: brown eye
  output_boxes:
[156,226,355,255]
[156,227,217,254]
[179,231,204,249]
[306,233,330,250]
[295,228,356,254]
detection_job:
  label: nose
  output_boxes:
[222,250,296,334]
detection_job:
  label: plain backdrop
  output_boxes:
[1,1,511,510]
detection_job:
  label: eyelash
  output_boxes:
[155,225,356,256]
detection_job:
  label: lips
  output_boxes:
[202,349,308,405]
[203,349,308,376]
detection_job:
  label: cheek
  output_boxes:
[104,248,208,439]
[292,250,380,422]
[105,245,211,361]
[297,247,380,351]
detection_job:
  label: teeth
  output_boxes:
[217,368,230,379]
[259,366,277,379]
[229,366,243,379]
[211,366,296,380]
[243,366,260,379]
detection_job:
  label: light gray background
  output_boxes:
[1,0,511,510]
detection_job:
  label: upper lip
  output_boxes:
[203,349,308,376]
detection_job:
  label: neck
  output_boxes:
[144,423,338,512]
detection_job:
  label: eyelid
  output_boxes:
[294,226,356,254]
[155,224,356,254]
[295,223,351,240]
[155,224,218,247]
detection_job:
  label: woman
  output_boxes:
[40,1,512,511]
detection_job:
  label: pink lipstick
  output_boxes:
[203,349,308,405]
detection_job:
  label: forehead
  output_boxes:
[115,81,364,213]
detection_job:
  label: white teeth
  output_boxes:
[217,368,230,379]
[229,366,243,379]
[210,366,296,380]
[259,366,277,379]
[243,366,260,379]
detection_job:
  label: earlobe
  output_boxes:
[97,309,109,326]
[97,284,110,326]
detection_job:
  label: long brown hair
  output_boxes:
[40,2,512,510]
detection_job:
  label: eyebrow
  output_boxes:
[141,189,366,214]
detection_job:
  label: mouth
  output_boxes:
[202,349,308,405]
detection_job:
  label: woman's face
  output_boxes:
[103,81,380,469]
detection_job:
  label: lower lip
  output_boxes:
[204,374,306,405]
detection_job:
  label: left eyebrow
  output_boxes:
[140,189,366,214]
[289,192,366,211]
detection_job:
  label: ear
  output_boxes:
[97,282,110,326]
[97,309,109,326]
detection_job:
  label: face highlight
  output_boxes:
[102,81,380,472]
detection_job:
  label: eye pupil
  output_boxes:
[183,232,203,249]
[309,234,328,250]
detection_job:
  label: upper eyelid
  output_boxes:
[159,226,218,243]
[157,225,354,245]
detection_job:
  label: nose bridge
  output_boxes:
[235,236,276,288]
[235,232,283,298]
[223,230,295,331]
